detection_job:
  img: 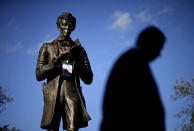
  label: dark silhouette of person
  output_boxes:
[100,26,166,131]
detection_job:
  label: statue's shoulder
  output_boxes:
[42,39,58,48]
[74,38,84,48]
[74,38,80,45]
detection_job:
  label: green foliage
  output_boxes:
[0,86,20,131]
[0,125,21,131]
[171,78,194,131]
[0,86,13,113]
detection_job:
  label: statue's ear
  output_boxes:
[57,24,61,30]
[72,24,76,31]
[56,19,61,30]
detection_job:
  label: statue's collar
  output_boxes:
[57,36,73,46]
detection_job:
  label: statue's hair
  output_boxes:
[56,12,76,31]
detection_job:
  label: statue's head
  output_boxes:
[57,12,76,38]
[136,26,166,61]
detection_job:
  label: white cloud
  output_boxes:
[108,11,132,32]
[158,6,174,15]
[27,34,55,55]
[135,9,156,24]
[5,42,23,53]
[26,43,42,55]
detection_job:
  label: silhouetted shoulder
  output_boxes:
[112,48,146,72]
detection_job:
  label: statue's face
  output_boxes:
[59,19,74,37]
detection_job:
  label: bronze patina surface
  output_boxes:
[36,12,93,131]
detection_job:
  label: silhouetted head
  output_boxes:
[136,26,166,61]
[57,12,76,38]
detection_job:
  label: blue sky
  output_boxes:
[0,0,194,131]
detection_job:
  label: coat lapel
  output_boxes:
[52,39,59,57]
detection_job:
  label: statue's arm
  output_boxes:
[78,47,93,85]
[35,43,57,81]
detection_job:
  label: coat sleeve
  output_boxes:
[78,47,93,85]
[36,43,56,81]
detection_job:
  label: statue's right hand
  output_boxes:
[58,51,69,61]
[58,52,65,60]
[52,52,69,66]
[52,54,64,66]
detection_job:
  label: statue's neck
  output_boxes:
[58,35,73,46]
[58,34,71,41]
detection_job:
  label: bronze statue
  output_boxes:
[101,26,166,131]
[36,12,93,131]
